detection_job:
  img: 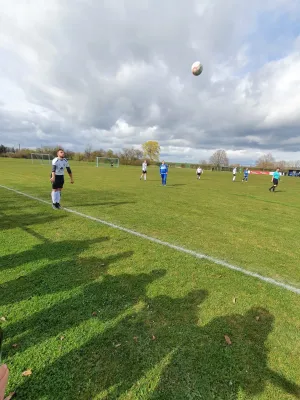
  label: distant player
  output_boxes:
[160,160,168,186]
[50,149,74,209]
[196,166,203,180]
[140,160,147,181]
[242,168,249,182]
[269,168,280,192]
[232,167,237,181]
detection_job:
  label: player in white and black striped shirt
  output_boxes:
[50,149,74,209]
[140,160,148,181]
[196,167,203,179]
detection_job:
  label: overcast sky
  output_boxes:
[0,0,300,163]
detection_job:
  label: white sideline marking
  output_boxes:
[1,184,300,296]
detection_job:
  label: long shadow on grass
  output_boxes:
[0,248,134,306]
[13,285,299,400]
[0,236,110,273]
[4,270,166,357]
[0,210,67,232]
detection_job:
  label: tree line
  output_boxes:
[0,143,299,170]
[0,141,161,166]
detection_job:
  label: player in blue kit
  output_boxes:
[159,161,168,186]
[269,168,280,192]
[242,168,249,182]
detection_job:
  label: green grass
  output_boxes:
[0,157,299,399]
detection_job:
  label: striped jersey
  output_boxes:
[52,157,70,175]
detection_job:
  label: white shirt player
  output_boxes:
[52,157,70,175]
[196,167,202,174]
[233,167,237,175]
[142,162,147,172]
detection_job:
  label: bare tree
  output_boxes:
[292,160,300,168]
[84,144,93,161]
[255,153,275,169]
[209,150,229,169]
[119,148,143,165]
[275,160,288,170]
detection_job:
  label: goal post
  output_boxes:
[31,153,51,164]
[96,157,119,167]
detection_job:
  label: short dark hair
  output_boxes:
[57,148,64,153]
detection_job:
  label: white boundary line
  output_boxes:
[1,184,299,296]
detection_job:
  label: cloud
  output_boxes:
[0,0,300,162]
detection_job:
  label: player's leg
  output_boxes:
[55,176,64,208]
[51,176,59,209]
[56,188,62,207]
[269,178,278,192]
[144,171,147,181]
[51,175,65,207]
[51,189,57,207]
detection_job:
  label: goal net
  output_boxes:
[96,157,119,167]
[31,153,51,164]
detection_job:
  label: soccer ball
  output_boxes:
[191,61,203,76]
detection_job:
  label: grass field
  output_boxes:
[0,157,300,400]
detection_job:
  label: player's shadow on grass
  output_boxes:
[12,286,300,400]
[4,269,166,357]
[0,248,134,306]
[0,236,110,272]
[0,210,67,231]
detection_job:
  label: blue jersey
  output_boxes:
[273,171,280,180]
[160,164,168,174]
[244,169,249,176]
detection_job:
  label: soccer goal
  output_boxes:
[31,153,51,164]
[96,157,119,167]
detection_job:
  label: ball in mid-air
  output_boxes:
[191,61,203,76]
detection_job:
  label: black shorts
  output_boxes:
[273,178,279,185]
[142,170,147,174]
[197,173,201,176]
[51,174,64,189]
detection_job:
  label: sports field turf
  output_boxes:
[0,157,299,399]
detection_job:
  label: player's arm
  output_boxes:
[0,364,9,400]
[66,163,74,183]
[50,163,56,182]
